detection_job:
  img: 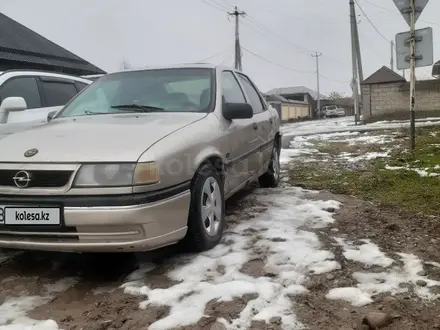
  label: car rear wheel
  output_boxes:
[258,143,280,188]
[185,162,225,252]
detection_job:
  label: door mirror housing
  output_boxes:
[47,110,57,122]
[1,97,27,113]
[0,97,27,124]
[223,102,253,120]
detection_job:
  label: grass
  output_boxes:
[287,127,440,216]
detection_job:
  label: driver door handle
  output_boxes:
[253,123,258,130]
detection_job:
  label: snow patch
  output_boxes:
[326,287,373,307]
[327,252,440,307]
[123,187,341,330]
[43,277,78,294]
[0,296,59,330]
[335,238,394,267]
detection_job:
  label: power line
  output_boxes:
[243,13,349,67]
[201,0,228,12]
[241,46,313,74]
[209,0,230,10]
[355,0,408,59]
[361,0,440,27]
[354,0,389,43]
[196,49,231,63]
[241,46,350,84]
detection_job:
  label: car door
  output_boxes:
[0,76,44,125]
[221,71,260,195]
[236,73,275,175]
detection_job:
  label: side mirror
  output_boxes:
[47,110,57,122]
[1,97,27,113]
[223,102,253,120]
[0,97,27,124]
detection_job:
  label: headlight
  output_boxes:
[73,162,160,187]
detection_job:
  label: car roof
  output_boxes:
[105,63,241,76]
[0,69,92,84]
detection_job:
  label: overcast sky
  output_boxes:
[1,0,439,96]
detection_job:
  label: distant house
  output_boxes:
[266,86,326,118]
[360,65,440,121]
[264,94,309,122]
[0,13,105,76]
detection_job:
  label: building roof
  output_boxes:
[264,94,309,105]
[266,86,326,100]
[362,66,406,85]
[433,60,440,78]
[0,13,106,76]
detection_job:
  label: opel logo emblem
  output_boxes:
[24,149,38,157]
[12,171,32,188]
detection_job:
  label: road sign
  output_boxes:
[393,0,430,26]
[395,27,433,70]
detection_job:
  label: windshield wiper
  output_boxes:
[111,104,165,112]
[85,110,110,115]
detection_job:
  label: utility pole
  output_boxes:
[409,0,416,152]
[349,0,360,125]
[228,6,246,71]
[353,15,364,85]
[311,52,322,117]
[390,40,395,70]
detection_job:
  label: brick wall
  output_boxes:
[361,79,440,122]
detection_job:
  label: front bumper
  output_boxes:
[0,183,191,252]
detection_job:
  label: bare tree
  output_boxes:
[120,59,132,70]
[328,91,345,100]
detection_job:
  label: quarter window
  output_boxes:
[41,81,78,107]
[75,82,89,92]
[222,71,245,103]
[237,74,264,114]
[0,77,42,109]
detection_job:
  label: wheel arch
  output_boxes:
[194,153,226,184]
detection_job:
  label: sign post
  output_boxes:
[393,0,431,153]
[409,0,416,152]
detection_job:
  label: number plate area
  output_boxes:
[0,206,61,226]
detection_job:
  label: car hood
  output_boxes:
[0,113,207,163]
[0,120,47,140]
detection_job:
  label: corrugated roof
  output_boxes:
[266,86,326,100]
[0,13,106,75]
[362,66,406,85]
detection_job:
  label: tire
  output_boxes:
[185,162,225,252]
[258,142,281,188]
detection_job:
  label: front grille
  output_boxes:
[0,170,73,188]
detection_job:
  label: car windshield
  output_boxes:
[56,68,215,118]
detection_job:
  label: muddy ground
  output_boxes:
[295,191,440,330]
[0,183,438,330]
[2,150,440,329]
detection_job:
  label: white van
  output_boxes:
[0,70,92,127]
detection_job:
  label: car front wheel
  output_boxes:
[259,143,280,188]
[185,162,225,252]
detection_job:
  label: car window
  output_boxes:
[237,74,264,114]
[221,71,245,103]
[75,82,89,92]
[0,77,42,109]
[165,77,211,109]
[57,68,215,118]
[41,81,78,107]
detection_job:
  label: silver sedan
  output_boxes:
[0,64,281,253]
